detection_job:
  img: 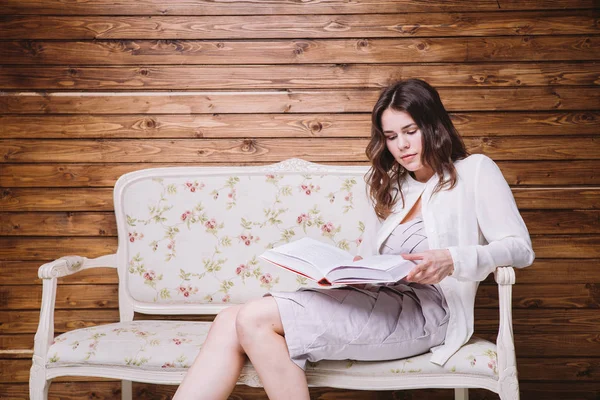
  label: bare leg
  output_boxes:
[174,305,246,400]
[236,297,310,400]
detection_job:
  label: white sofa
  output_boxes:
[30,159,520,399]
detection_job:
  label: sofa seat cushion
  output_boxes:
[47,320,498,380]
[308,337,498,379]
[47,320,210,371]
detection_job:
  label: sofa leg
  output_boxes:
[454,388,468,400]
[122,380,132,400]
[29,382,49,400]
[29,366,49,400]
[498,368,520,400]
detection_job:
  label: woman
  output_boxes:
[174,79,534,399]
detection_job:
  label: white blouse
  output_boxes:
[357,154,535,365]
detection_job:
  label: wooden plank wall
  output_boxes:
[1,1,599,398]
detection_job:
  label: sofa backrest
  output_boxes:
[113,159,370,317]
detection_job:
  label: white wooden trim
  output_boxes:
[31,254,118,399]
[43,365,498,393]
[121,380,132,400]
[454,388,469,400]
[494,267,520,400]
[38,254,117,279]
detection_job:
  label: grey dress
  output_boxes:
[269,216,450,370]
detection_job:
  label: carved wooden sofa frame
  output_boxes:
[30,159,520,399]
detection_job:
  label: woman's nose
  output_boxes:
[397,136,409,149]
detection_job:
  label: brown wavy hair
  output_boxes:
[365,79,468,219]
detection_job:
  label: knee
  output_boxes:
[211,305,240,335]
[235,299,275,346]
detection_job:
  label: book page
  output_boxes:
[259,251,324,280]
[267,237,353,274]
[351,254,411,271]
[325,255,416,284]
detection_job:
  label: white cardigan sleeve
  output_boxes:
[447,155,535,282]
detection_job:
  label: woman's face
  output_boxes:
[381,108,434,183]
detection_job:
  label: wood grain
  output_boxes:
[0,360,38,383]
[2,0,595,15]
[0,234,592,261]
[510,333,600,357]
[1,281,598,310]
[2,62,599,90]
[1,381,599,400]
[2,88,597,114]
[2,37,598,65]
[0,336,34,354]
[477,283,600,309]
[2,114,374,139]
[3,308,597,334]
[517,358,600,381]
[1,210,597,236]
[2,138,372,163]
[449,112,600,137]
[514,259,600,284]
[1,382,599,400]
[0,285,120,310]
[2,112,598,139]
[533,236,600,258]
[0,188,114,212]
[0,262,118,285]
[3,187,597,212]
[1,2,599,398]
[499,161,600,187]
[1,161,599,187]
[0,212,117,236]
[2,138,598,163]
[0,163,373,187]
[0,237,118,261]
[0,309,121,334]
[511,188,600,210]
[2,12,598,40]
[0,235,600,261]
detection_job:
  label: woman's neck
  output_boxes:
[408,167,435,183]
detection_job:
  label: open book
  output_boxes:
[259,237,416,286]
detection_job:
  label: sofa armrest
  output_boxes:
[32,253,118,373]
[494,266,515,286]
[493,267,516,348]
[38,254,117,279]
[493,266,520,398]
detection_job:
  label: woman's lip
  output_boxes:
[401,153,417,160]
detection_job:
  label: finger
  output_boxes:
[414,272,440,285]
[426,269,451,284]
[422,273,443,285]
[353,255,363,262]
[406,264,428,281]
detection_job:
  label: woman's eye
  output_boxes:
[386,135,397,141]
[406,130,417,135]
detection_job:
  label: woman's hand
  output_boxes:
[402,249,454,284]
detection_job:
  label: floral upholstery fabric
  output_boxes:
[47,320,498,380]
[120,171,369,305]
[47,321,209,370]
